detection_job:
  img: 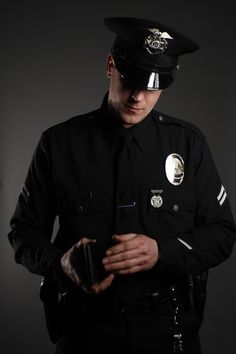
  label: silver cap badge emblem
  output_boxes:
[165,154,184,186]
[144,28,173,54]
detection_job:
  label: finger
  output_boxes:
[81,285,93,295]
[89,274,115,294]
[66,269,81,286]
[106,237,140,256]
[99,273,115,289]
[75,237,96,248]
[116,265,144,275]
[103,248,142,265]
[115,253,159,274]
[73,240,82,249]
[112,233,137,242]
[104,255,149,272]
[71,271,81,285]
[92,274,115,293]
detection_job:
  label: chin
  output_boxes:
[121,113,144,126]
[122,119,141,127]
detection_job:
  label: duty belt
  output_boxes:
[83,284,188,353]
[81,284,189,313]
[113,288,173,316]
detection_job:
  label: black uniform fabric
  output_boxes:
[8,94,236,353]
[115,128,137,233]
[114,129,141,304]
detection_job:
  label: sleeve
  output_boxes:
[8,131,64,277]
[156,134,236,275]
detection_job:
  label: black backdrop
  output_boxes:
[1,1,236,353]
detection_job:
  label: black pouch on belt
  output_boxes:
[72,243,106,287]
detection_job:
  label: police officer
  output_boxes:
[8,17,236,354]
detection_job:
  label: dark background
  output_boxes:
[1,1,236,353]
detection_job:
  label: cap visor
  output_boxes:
[115,60,174,90]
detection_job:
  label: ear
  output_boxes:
[106,54,115,79]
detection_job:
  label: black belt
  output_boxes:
[113,290,172,316]
[81,285,186,317]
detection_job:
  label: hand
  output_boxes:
[102,233,159,275]
[60,237,115,294]
[86,273,115,295]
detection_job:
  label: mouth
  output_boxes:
[125,104,144,112]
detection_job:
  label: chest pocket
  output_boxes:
[57,192,110,215]
[148,188,195,215]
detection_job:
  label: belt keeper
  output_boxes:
[150,291,160,311]
[133,291,160,313]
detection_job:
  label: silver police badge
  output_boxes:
[165,154,184,186]
[144,28,173,54]
[150,189,163,208]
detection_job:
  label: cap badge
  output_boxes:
[150,189,163,208]
[144,28,173,54]
[165,153,184,186]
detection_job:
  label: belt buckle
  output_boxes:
[113,291,162,316]
[113,297,130,317]
[133,291,160,314]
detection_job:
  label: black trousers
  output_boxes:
[55,306,202,354]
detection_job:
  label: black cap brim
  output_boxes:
[115,58,175,90]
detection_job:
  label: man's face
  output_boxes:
[107,54,162,128]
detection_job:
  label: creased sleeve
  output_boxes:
[8,131,63,276]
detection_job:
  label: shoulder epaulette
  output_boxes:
[153,110,204,139]
[67,109,99,125]
[43,109,100,136]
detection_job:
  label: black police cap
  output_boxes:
[104,17,199,90]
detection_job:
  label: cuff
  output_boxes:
[153,236,190,275]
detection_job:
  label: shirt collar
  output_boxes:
[99,93,157,152]
[129,111,156,152]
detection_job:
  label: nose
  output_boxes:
[130,89,145,102]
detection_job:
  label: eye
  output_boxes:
[119,74,136,91]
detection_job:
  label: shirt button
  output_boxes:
[173,204,179,212]
[120,306,128,314]
[159,115,164,122]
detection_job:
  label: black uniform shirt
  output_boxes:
[8,95,236,290]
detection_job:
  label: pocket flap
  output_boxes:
[57,192,109,214]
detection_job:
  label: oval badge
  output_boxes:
[165,153,184,186]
